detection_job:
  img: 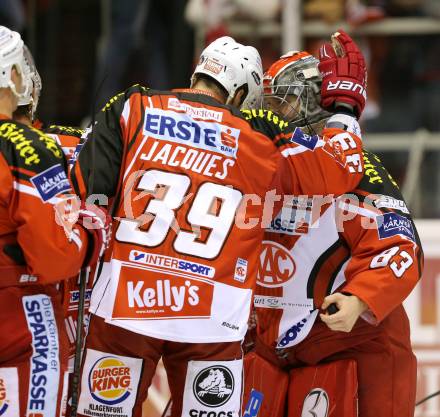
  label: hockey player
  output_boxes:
[11,42,93,369]
[0,27,108,417]
[246,31,423,417]
[71,36,365,417]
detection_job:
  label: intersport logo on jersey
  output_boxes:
[112,265,214,319]
[143,107,240,158]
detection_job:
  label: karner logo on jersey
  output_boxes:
[290,127,319,150]
[88,356,132,405]
[301,388,329,417]
[31,163,71,201]
[143,108,240,158]
[257,241,296,288]
[377,212,415,242]
[193,366,234,407]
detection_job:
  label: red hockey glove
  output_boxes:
[318,29,367,118]
[55,197,111,268]
[77,202,111,268]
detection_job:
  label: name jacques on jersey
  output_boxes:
[140,108,239,179]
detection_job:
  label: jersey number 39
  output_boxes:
[116,169,243,259]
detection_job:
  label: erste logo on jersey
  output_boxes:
[193,366,234,407]
[89,357,131,405]
[377,212,415,242]
[0,378,8,416]
[257,241,296,288]
[112,265,214,319]
[143,107,240,158]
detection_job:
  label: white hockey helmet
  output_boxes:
[0,26,32,101]
[191,36,263,109]
[17,45,42,116]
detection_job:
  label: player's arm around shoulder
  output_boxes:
[241,107,364,196]
[0,121,93,282]
[324,150,423,328]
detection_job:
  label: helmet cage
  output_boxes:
[263,51,327,125]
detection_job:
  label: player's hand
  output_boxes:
[319,292,368,332]
[318,29,367,118]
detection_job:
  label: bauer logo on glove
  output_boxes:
[318,29,367,118]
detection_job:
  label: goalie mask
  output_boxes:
[263,51,331,128]
[191,36,263,109]
[0,26,32,102]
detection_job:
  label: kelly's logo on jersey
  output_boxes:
[112,265,214,320]
[31,163,71,201]
[257,241,296,288]
[377,212,415,242]
[143,108,240,158]
[88,357,131,405]
[0,378,9,416]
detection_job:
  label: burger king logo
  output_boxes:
[88,356,132,405]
